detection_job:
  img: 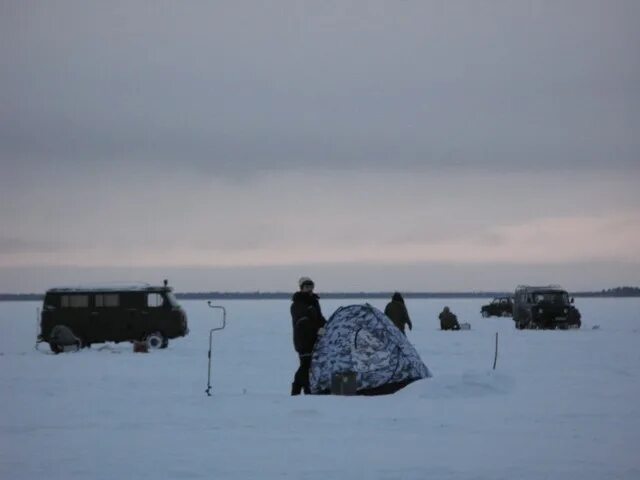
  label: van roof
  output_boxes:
[46,283,171,294]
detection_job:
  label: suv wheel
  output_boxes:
[481,310,490,318]
[145,332,165,350]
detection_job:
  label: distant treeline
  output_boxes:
[581,286,640,297]
[1,286,639,302]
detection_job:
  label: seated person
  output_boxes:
[439,306,460,331]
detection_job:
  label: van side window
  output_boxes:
[61,295,89,308]
[96,294,119,307]
[147,293,164,308]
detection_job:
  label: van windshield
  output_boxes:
[166,291,179,307]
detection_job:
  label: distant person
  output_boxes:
[290,277,326,395]
[439,306,460,331]
[384,292,413,335]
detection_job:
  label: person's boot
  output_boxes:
[291,382,302,396]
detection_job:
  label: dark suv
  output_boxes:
[481,297,513,317]
[512,285,581,330]
[38,282,189,352]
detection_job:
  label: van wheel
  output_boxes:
[145,332,165,350]
[481,311,490,318]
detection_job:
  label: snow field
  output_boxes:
[1,298,639,479]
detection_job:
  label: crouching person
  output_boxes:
[291,277,326,395]
[49,325,82,353]
[439,306,460,331]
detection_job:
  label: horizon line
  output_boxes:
[1,286,638,300]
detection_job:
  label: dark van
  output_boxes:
[38,282,189,352]
[512,285,581,330]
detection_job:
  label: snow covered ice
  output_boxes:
[1,298,640,479]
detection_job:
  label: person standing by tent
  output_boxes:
[439,306,461,330]
[384,292,413,335]
[290,277,326,395]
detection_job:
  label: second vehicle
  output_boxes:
[481,297,513,318]
[512,285,581,330]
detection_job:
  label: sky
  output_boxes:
[1,1,639,293]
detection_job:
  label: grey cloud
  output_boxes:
[187,222,283,251]
[0,237,69,255]
[472,232,507,248]
[1,1,639,176]
[384,224,506,248]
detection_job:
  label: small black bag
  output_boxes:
[331,372,358,395]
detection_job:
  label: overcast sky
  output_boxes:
[1,1,639,293]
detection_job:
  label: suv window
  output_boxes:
[533,292,569,304]
[61,295,89,308]
[147,293,165,308]
[96,294,119,307]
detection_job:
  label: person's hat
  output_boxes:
[298,277,314,289]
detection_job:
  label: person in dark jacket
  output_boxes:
[290,277,326,395]
[439,306,460,330]
[384,292,413,335]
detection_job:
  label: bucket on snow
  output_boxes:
[133,341,149,353]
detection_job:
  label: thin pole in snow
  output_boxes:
[492,332,499,370]
[34,307,41,350]
[206,302,227,396]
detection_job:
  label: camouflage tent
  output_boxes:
[310,304,431,395]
